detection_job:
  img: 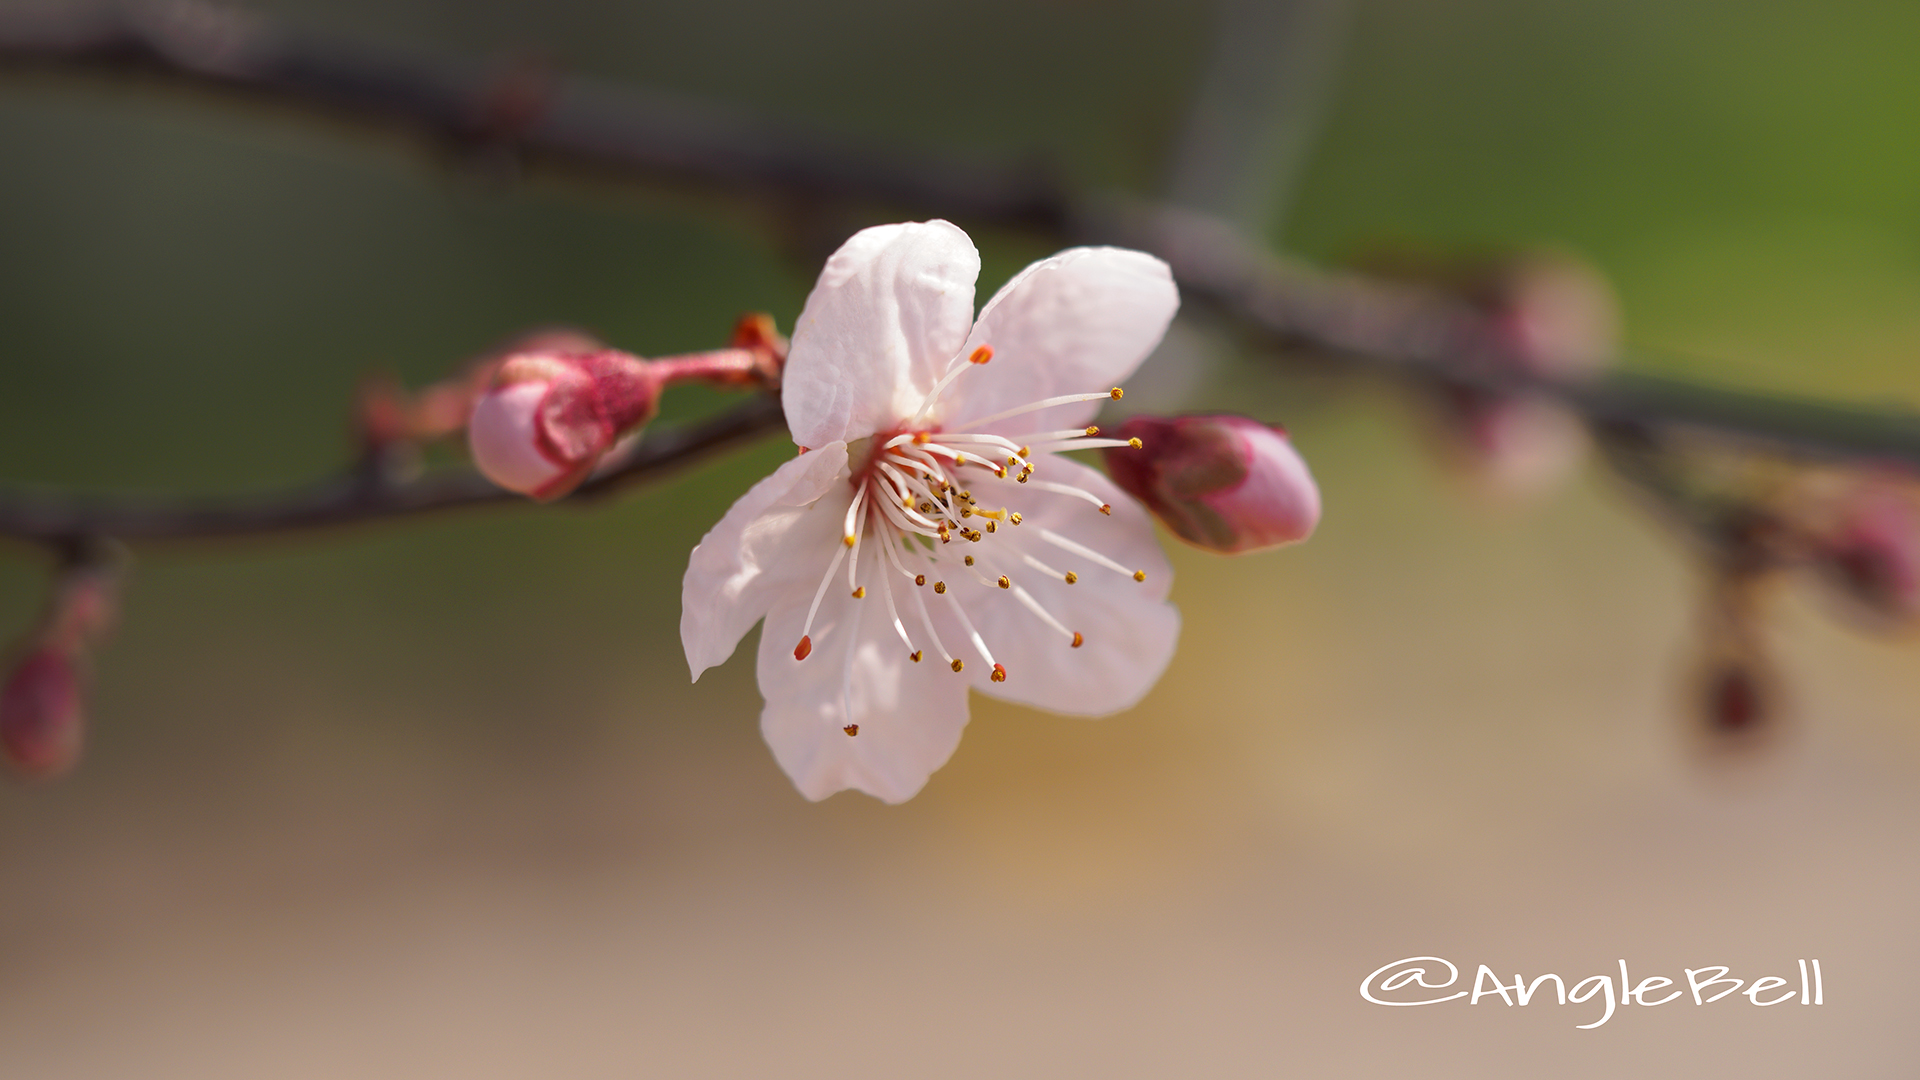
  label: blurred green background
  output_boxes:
[2,0,1918,1074]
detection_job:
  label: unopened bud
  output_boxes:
[1816,483,1920,627]
[1,647,84,779]
[1103,414,1320,554]
[468,350,660,500]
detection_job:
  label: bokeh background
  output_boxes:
[3,0,1919,1075]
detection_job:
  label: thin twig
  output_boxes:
[1,0,1917,554]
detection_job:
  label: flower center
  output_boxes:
[790,345,1151,729]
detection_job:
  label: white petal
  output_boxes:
[756,583,971,803]
[958,456,1178,715]
[941,248,1179,436]
[680,444,852,681]
[783,221,981,449]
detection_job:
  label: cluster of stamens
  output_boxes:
[789,345,1153,735]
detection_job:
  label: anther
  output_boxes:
[997,576,1011,590]
[843,724,859,737]
[1133,570,1147,582]
[910,650,923,663]
[950,658,965,673]
[1064,572,1078,584]
[919,502,932,513]
[934,581,947,594]
[1018,446,1031,457]
[1009,512,1023,525]
[1071,632,1084,648]
[1006,456,1019,468]
[793,636,813,661]
[969,345,994,365]
[990,663,1007,683]
[964,556,975,566]
[1109,388,1124,400]
[902,496,914,509]
[851,586,866,599]
[1099,504,1112,515]
[955,453,967,466]
[985,521,997,533]
[913,432,931,445]
[1016,473,1029,484]
[843,535,856,548]
[1127,437,1143,449]
[915,574,927,586]
[1085,426,1099,436]
[960,507,973,518]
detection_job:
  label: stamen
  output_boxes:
[969,345,993,364]
[1024,478,1110,512]
[1072,632,1084,648]
[794,539,852,659]
[911,650,923,662]
[851,586,865,599]
[952,389,1125,433]
[881,538,954,666]
[1037,527,1140,580]
[934,581,947,594]
[991,663,1007,683]
[997,576,1011,589]
[843,724,858,736]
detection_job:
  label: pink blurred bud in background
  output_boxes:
[1815,481,1920,627]
[468,350,661,500]
[1,646,84,779]
[1104,414,1320,554]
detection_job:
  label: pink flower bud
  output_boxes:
[1104,414,1320,554]
[468,350,661,500]
[1,647,84,779]
[1817,483,1920,626]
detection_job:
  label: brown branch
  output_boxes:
[0,394,784,546]
[1,0,1917,554]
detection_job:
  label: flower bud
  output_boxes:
[1815,483,1920,627]
[468,350,661,500]
[1,646,84,779]
[1104,414,1320,554]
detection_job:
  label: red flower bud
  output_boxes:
[1104,414,1320,554]
[468,350,661,500]
[1,647,84,779]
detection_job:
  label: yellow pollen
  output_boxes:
[910,650,923,663]
[965,530,983,542]
[851,586,865,599]
[959,490,972,501]
[1109,387,1123,400]
[969,344,994,364]
[1009,512,1022,525]
[1006,456,1019,468]
[997,576,1010,589]
[1071,632,1084,648]
[914,574,926,586]
[934,581,948,594]
[1134,570,1147,582]
[913,431,931,445]
[964,555,975,566]
[960,507,973,518]
[1019,446,1031,456]
[990,663,1007,683]
[1099,504,1112,515]
[919,502,932,513]
[985,521,997,533]
[1127,437,1143,449]
[994,466,1007,478]
[1085,426,1099,436]
[1064,571,1078,584]
[951,658,965,672]
[843,534,856,548]
[902,496,913,509]
[843,724,858,737]
[1016,471,1030,484]
[955,453,967,466]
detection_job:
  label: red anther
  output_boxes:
[968,345,994,365]
[990,663,1007,683]
[793,635,813,661]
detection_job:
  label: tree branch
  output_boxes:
[1,0,1916,555]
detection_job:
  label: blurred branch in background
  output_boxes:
[1,0,1917,767]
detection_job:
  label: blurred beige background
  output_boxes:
[2,0,1918,1074]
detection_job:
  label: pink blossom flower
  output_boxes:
[681,221,1181,802]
